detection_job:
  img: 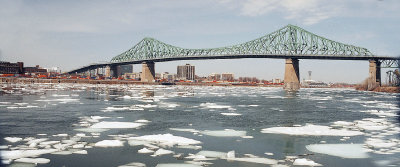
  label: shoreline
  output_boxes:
[1,77,399,93]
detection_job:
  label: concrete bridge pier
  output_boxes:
[368,60,381,90]
[283,58,300,91]
[141,62,155,82]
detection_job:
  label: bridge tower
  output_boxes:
[141,62,155,82]
[284,58,300,91]
[368,60,381,90]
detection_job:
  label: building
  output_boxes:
[117,65,133,76]
[208,73,221,81]
[24,65,47,75]
[123,72,141,80]
[0,61,24,74]
[177,64,195,80]
[221,73,234,81]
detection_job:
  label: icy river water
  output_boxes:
[0,83,399,167]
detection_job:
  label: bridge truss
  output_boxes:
[111,24,373,63]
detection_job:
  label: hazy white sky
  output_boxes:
[0,0,399,83]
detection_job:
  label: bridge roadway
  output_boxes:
[68,54,399,73]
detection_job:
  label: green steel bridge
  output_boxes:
[67,24,399,90]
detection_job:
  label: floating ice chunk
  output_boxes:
[221,113,242,116]
[0,145,8,149]
[261,124,363,136]
[200,103,231,109]
[0,149,57,160]
[365,138,398,148]
[135,120,151,123]
[154,148,174,156]
[170,128,200,133]
[184,161,213,166]
[94,140,124,147]
[176,145,202,150]
[4,137,23,143]
[51,151,73,155]
[128,140,151,146]
[15,158,50,164]
[73,150,88,154]
[138,148,154,154]
[228,157,278,165]
[90,122,144,129]
[119,162,146,167]
[72,144,85,149]
[196,151,227,159]
[201,129,246,137]
[306,144,368,158]
[265,152,274,156]
[241,136,253,139]
[156,164,201,167]
[129,134,201,146]
[26,138,48,145]
[53,134,68,137]
[91,116,109,120]
[293,158,322,166]
[74,128,109,133]
[355,120,389,131]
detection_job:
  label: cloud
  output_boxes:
[229,0,345,25]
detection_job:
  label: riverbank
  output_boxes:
[0,77,283,87]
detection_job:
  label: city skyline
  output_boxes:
[1,0,399,84]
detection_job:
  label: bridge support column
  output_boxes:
[141,62,155,82]
[284,58,300,91]
[368,60,381,90]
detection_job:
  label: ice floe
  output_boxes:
[94,140,125,147]
[156,163,201,167]
[201,129,247,137]
[306,144,369,158]
[90,121,144,129]
[221,113,242,116]
[129,134,201,146]
[153,148,174,156]
[119,162,147,167]
[4,137,23,143]
[138,148,154,154]
[200,103,231,109]
[0,149,58,160]
[14,157,51,164]
[293,158,322,166]
[261,124,363,136]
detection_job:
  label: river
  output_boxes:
[0,83,399,167]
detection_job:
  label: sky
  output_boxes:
[0,0,399,83]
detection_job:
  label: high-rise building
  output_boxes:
[177,64,195,80]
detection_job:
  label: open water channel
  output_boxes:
[0,83,399,167]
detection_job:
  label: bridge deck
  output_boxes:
[67,55,399,74]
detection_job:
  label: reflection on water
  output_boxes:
[0,84,399,167]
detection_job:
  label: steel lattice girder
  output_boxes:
[110,24,373,63]
[381,59,400,68]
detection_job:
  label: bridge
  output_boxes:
[67,24,399,90]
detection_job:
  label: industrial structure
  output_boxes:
[67,24,400,91]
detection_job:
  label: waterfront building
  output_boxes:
[117,65,133,76]
[177,64,195,80]
[0,61,24,74]
[208,73,221,81]
[221,73,234,81]
[24,65,47,75]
